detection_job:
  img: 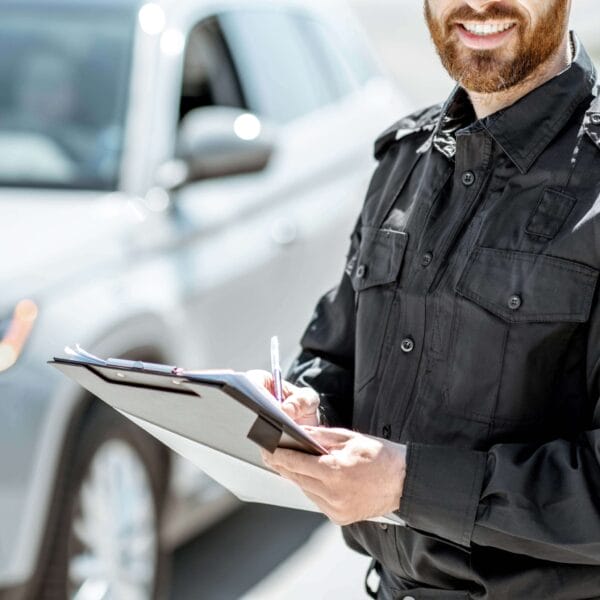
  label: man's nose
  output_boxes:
[463,0,506,12]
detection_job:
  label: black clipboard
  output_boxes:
[49,357,327,469]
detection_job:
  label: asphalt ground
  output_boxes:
[170,505,371,600]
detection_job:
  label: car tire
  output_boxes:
[36,402,170,600]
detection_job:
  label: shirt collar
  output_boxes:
[425,87,473,160]
[430,33,597,173]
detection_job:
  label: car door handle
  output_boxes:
[270,218,298,246]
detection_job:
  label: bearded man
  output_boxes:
[253,1,600,597]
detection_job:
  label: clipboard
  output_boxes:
[49,351,405,525]
[49,357,327,460]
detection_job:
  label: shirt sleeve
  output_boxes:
[398,300,600,563]
[285,216,361,429]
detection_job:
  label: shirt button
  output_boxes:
[379,522,389,531]
[591,113,600,126]
[508,294,522,310]
[356,264,367,279]
[382,424,391,439]
[401,338,415,353]
[421,252,433,267]
[462,170,476,186]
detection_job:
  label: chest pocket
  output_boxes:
[457,247,597,323]
[445,246,598,425]
[350,226,408,392]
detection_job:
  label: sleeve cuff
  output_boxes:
[397,442,487,547]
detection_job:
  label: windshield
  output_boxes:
[0,5,135,190]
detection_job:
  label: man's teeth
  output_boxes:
[462,22,514,36]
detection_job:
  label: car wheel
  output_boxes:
[37,403,170,600]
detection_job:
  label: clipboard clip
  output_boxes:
[246,415,282,453]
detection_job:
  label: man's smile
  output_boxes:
[455,20,518,50]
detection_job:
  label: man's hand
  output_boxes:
[245,369,320,426]
[261,427,406,525]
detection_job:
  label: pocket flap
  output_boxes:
[351,227,408,292]
[456,247,599,323]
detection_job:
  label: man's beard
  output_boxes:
[425,0,570,94]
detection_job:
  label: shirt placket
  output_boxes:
[379,130,494,441]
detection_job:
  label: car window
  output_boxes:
[297,16,358,100]
[326,19,382,87]
[179,16,246,122]
[219,9,331,123]
[0,5,135,190]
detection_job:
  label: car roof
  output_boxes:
[2,0,361,46]
[3,0,143,8]
[2,0,347,13]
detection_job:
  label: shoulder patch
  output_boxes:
[373,103,443,160]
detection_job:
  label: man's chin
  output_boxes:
[455,59,519,94]
[460,78,516,95]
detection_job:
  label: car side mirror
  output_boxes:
[156,107,276,190]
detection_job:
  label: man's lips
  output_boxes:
[455,22,517,50]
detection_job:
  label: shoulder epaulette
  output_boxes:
[584,87,600,151]
[374,103,443,160]
[589,86,600,112]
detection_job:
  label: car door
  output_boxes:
[216,6,379,366]
[171,10,333,372]
[172,5,394,373]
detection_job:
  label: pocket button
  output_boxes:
[508,294,522,310]
[356,264,368,279]
[401,337,415,353]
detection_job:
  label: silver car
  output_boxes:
[0,0,407,597]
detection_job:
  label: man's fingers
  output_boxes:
[281,379,301,397]
[272,465,329,497]
[303,426,354,448]
[260,448,275,466]
[282,391,319,419]
[273,466,336,516]
[280,402,299,420]
[263,450,329,496]
[244,371,320,423]
[266,447,329,478]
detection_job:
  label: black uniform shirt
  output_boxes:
[288,35,600,599]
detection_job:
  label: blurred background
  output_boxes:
[0,1,598,599]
